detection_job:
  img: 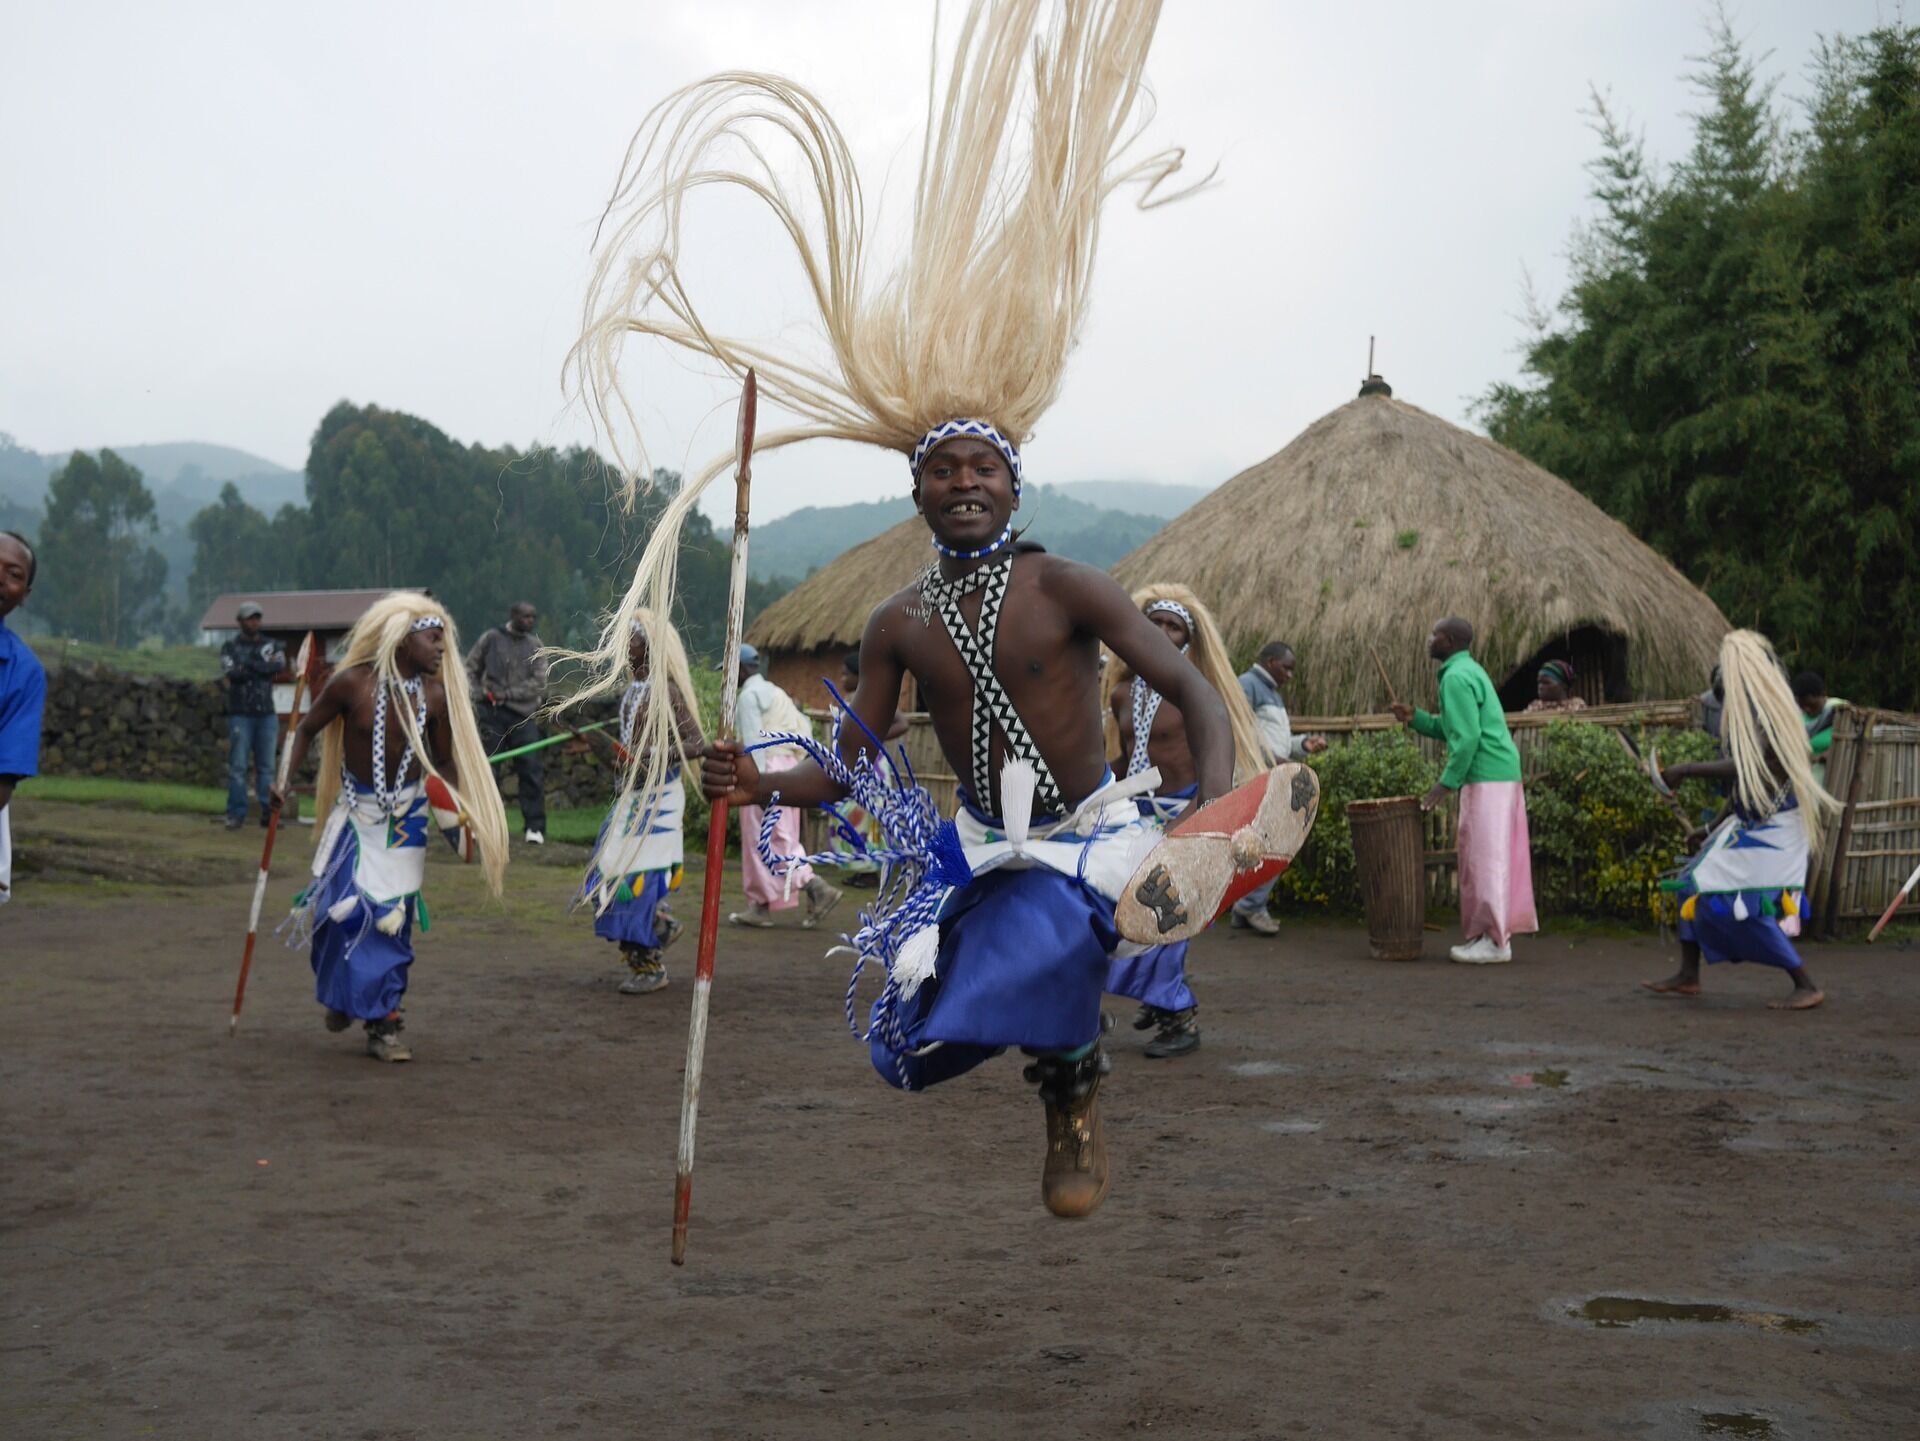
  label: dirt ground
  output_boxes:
[3,799,1917,1440]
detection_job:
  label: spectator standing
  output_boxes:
[1697,665,1726,743]
[220,601,285,829]
[467,601,551,844]
[1390,616,1538,964]
[1230,640,1326,935]
[0,531,47,905]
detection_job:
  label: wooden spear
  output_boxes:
[1867,861,1920,942]
[673,368,757,1265]
[230,630,317,1036]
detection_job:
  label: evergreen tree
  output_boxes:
[1479,19,1920,708]
[35,449,168,646]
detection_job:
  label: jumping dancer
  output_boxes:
[567,0,1225,1216]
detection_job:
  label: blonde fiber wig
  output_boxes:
[313,592,510,897]
[1717,629,1838,844]
[1106,583,1270,783]
[566,0,1201,821]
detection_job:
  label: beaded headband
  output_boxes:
[1144,599,1194,632]
[910,418,1023,494]
[409,615,445,633]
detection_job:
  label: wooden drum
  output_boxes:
[1347,796,1426,961]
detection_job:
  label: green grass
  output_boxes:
[27,777,677,853]
[543,806,607,847]
[30,775,228,814]
[26,637,222,680]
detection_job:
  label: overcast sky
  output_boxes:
[1,1,1896,522]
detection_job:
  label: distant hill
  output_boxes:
[1045,479,1208,519]
[0,435,303,515]
[749,482,1168,582]
[749,496,919,581]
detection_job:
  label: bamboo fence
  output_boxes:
[1809,707,1920,934]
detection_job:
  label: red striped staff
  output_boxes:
[673,368,757,1265]
[229,630,317,1036]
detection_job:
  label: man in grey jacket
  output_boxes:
[1233,641,1326,935]
[468,600,549,843]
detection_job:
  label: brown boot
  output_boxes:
[1026,1045,1111,1218]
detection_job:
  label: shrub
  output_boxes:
[1273,730,1438,911]
[1524,721,1721,922]
[1272,721,1726,923]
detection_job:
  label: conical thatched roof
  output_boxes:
[1113,391,1729,714]
[748,517,933,652]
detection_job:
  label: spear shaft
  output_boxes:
[229,631,317,1036]
[673,368,757,1265]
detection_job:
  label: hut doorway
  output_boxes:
[1500,626,1628,711]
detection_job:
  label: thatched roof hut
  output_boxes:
[1113,385,1729,714]
[747,517,933,708]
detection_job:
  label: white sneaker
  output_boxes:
[1449,936,1512,964]
[524,829,545,845]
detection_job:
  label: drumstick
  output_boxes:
[1368,643,1399,707]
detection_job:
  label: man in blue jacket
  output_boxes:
[0,531,47,904]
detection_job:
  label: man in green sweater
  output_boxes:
[1390,617,1537,963]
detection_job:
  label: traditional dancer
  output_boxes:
[273,593,508,1061]
[1390,617,1539,963]
[1645,631,1837,1010]
[1105,585,1268,1057]
[567,0,1226,1217]
[583,613,708,994]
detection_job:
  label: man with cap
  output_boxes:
[727,643,841,929]
[220,602,285,829]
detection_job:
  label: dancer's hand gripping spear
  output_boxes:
[673,369,756,1265]
[229,630,317,1036]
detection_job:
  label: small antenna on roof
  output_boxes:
[1358,336,1392,398]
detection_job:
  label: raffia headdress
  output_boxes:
[565,0,1201,816]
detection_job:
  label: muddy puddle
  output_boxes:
[1569,1295,1821,1335]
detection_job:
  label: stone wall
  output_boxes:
[39,665,231,785]
[36,662,628,813]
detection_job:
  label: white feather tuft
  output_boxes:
[375,904,407,937]
[327,894,360,925]
[999,759,1037,855]
[892,925,941,1001]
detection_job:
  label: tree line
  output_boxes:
[1478,19,1920,709]
[26,402,785,659]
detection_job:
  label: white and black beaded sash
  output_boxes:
[1127,675,1164,780]
[918,554,1064,815]
[362,676,428,815]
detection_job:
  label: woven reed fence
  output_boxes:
[1809,707,1920,935]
